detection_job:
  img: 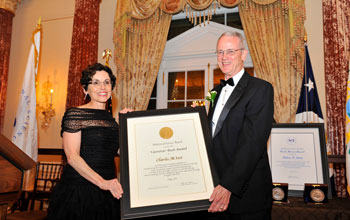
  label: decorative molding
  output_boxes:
[162,22,252,66]
[0,0,21,14]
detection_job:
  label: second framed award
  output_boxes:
[267,123,331,198]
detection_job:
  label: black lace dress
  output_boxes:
[47,108,120,220]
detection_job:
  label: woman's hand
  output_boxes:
[99,178,123,199]
[120,108,133,114]
[63,132,123,198]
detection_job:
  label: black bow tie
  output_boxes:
[220,78,234,87]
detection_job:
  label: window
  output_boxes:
[167,70,205,108]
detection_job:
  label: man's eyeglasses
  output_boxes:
[89,80,112,87]
[216,48,244,57]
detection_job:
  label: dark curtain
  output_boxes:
[65,0,100,110]
[0,8,14,131]
[323,0,350,197]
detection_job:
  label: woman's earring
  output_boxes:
[84,93,88,100]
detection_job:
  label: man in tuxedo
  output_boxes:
[206,31,274,220]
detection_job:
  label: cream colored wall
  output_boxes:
[1,0,325,149]
[304,1,326,122]
[3,0,74,149]
[2,0,119,149]
[98,0,121,116]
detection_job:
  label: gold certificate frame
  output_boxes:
[119,107,218,219]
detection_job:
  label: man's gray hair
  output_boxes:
[217,31,245,49]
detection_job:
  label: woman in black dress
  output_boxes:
[47,63,130,220]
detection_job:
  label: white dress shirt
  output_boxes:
[212,69,245,136]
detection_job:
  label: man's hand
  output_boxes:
[191,101,199,108]
[208,185,231,213]
[116,108,133,121]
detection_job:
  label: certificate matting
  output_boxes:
[119,107,217,219]
[267,123,331,198]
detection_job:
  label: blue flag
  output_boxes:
[295,44,323,123]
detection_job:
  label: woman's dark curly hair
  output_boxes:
[80,63,116,91]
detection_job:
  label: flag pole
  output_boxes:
[12,18,42,190]
[37,16,41,29]
[12,19,42,161]
[304,35,309,123]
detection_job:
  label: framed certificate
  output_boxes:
[119,107,218,219]
[267,123,331,198]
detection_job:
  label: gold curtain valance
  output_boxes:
[186,0,216,10]
[220,0,241,7]
[160,0,186,14]
[117,0,241,21]
[0,0,21,14]
[114,0,241,62]
[249,0,279,5]
[130,0,161,19]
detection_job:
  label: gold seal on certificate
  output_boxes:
[310,188,325,202]
[159,127,173,139]
[272,187,285,201]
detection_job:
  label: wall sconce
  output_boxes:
[37,79,55,129]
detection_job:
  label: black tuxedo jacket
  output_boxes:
[208,72,274,213]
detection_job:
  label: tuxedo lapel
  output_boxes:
[213,73,250,138]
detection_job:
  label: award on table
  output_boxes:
[267,123,331,198]
[118,107,218,219]
[303,183,328,203]
[272,183,288,203]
